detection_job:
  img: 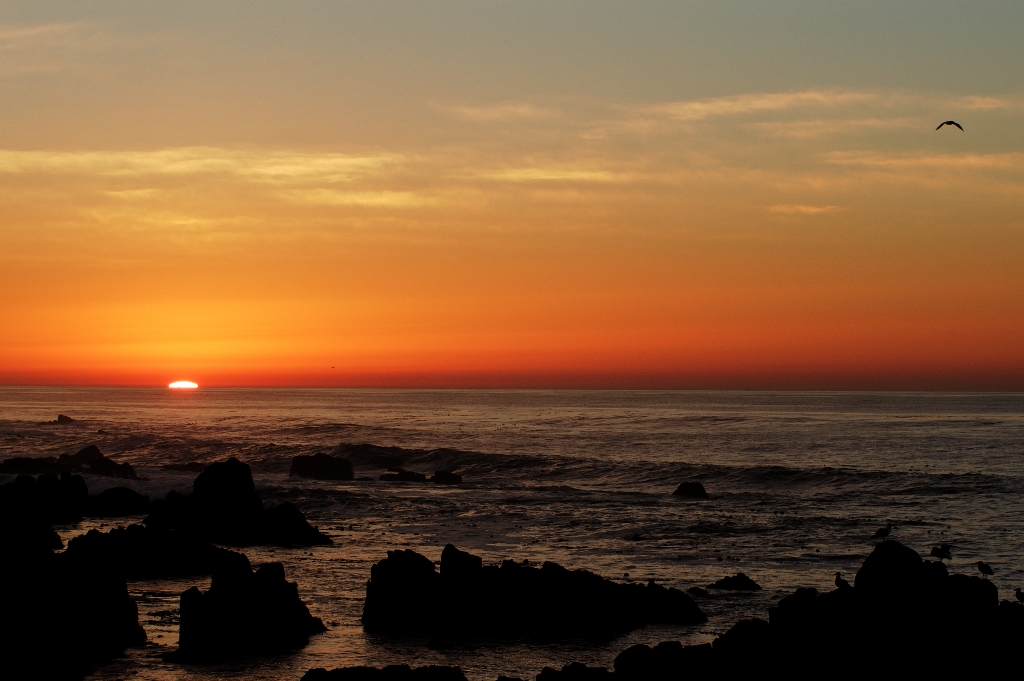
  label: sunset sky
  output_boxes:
[1,1,1022,388]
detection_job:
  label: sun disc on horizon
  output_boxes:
[168,381,199,389]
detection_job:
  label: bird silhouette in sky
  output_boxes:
[936,120,964,131]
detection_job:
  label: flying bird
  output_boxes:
[976,561,994,578]
[873,523,893,540]
[930,544,952,561]
[834,572,851,590]
[936,120,964,131]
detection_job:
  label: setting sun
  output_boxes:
[168,381,198,389]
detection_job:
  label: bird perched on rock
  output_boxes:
[1014,587,1023,603]
[930,544,952,561]
[936,120,964,131]
[834,572,851,590]
[976,561,994,578]
[873,523,892,540]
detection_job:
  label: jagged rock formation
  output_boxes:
[169,561,326,660]
[144,457,330,546]
[707,573,761,590]
[362,544,706,642]
[1,444,138,479]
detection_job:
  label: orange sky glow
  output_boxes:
[1,3,1022,389]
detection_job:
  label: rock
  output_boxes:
[86,487,151,517]
[537,663,612,680]
[170,561,326,661]
[163,461,208,473]
[672,481,709,499]
[1,446,138,479]
[64,523,250,580]
[145,457,330,546]
[290,453,354,480]
[361,544,706,642]
[0,472,89,525]
[301,666,468,680]
[56,414,75,424]
[708,573,761,591]
[379,468,427,482]
[431,470,462,485]
[614,641,712,679]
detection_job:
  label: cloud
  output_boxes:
[480,167,625,183]
[768,204,846,215]
[752,117,915,139]
[439,102,559,122]
[642,90,883,122]
[827,151,1024,171]
[0,148,402,183]
[281,189,434,207]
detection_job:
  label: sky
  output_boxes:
[1,1,1023,389]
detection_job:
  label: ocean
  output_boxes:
[1,387,1021,680]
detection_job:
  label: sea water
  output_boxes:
[1,388,1021,680]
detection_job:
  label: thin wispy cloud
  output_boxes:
[440,102,559,122]
[768,204,846,215]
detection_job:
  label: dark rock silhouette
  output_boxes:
[169,561,326,661]
[302,666,468,681]
[431,470,463,485]
[86,486,151,516]
[538,663,612,680]
[554,541,1022,677]
[0,445,138,479]
[362,544,706,642]
[56,414,76,424]
[291,453,355,480]
[144,457,330,546]
[0,517,145,679]
[64,523,250,579]
[672,481,709,499]
[708,573,761,590]
[380,468,427,482]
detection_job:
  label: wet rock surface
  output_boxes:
[671,481,708,499]
[362,544,707,642]
[169,561,326,661]
[144,457,330,546]
[291,453,355,480]
[707,572,761,590]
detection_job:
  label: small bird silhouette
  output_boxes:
[1016,587,1023,603]
[873,523,892,540]
[936,120,964,131]
[835,571,851,590]
[930,544,952,561]
[976,561,994,578]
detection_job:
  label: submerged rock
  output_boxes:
[672,481,709,499]
[362,543,706,642]
[290,453,354,480]
[302,666,468,681]
[56,414,76,424]
[170,561,326,661]
[430,470,463,485]
[708,573,761,591]
[145,457,330,546]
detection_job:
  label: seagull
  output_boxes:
[930,544,952,561]
[936,120,964,131]
[834,572,851,590]
[976,561,994,578]
[873,523,893,540]
[1016,588,1023,603]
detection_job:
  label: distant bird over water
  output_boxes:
[835,572,851,590]
[930,544,952,561]
[873,523,893,540]
[976,561,994,578]
[936,120,964,131]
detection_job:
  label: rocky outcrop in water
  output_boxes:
[144,457,330,546]
[291,453,355,480]
[169,561,326,661]
[671,481,708,499]
[550,541,1024,677]
[707,573,761,590]
[0,445,138,479]
[430,470,462,485]
[302,666,468,681]
[362,544,706,642]
[64,523,250,579]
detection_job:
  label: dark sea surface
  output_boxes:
[1,387,1022,680]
